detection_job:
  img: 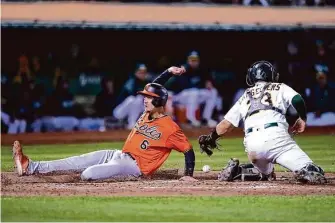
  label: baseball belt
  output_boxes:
[246,122,278,134]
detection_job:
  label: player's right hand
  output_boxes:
[168,66,186,76]
[291,118,306,134]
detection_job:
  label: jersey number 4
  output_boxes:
[140,140,149,150]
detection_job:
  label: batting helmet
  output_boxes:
[137,83,168,107]
[246,61,279,86]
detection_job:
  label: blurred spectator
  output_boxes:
[39,78,80,132]
[94,77,117,117]
[113,64,150,129]
[312,72,335,114]
[170,51,219,127]
[2,25,335,134]
[13,54,33,86]
[78,77,117,131]
[3,86,30,135]
[1,80,26,134]
[76,57,104,95]
[306,72,335,126]
[307,39,332,88]
[1,69,43,134]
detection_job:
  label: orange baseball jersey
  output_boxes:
[122,112,191,175]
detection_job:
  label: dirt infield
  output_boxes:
[2,127,334,197]
[1,126,334,146]
[2,171,335,197]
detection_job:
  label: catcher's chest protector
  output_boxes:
[246,83,281,118]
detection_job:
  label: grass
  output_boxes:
[1,135,335,172]
[2,196,335,222]
[1,135,335,222]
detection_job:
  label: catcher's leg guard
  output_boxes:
[218,158,240,181]
[218,158,276,182]
[237,164,276,181]
[294,163,327,184]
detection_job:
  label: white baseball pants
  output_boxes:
[173,88,218,122]
[113,95,144,129]
[27,150,141,180]
[243,122,313,175]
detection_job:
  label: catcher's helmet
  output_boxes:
[246,61,279,86]
[137,83,168,107]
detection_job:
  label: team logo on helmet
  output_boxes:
[246,60,279,86]
[256,68,266,79]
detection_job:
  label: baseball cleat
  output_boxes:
[294,169,327,184]
[12,140,29,176]
[218,158,240,181]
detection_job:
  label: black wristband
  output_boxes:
[210,128,220,141]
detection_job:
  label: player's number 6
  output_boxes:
[140,140,149,150]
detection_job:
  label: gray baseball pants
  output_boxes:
[27,150,142,180]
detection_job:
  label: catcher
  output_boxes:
[12,66,197,182]
[198,61,327,184]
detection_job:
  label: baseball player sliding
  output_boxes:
[12,66,198,182]
[199,61,327,184]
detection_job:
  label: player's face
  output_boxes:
[135,69,147,81]
[143,96,155,112]
[188,58,200,69]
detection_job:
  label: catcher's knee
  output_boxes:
[248,151,258,163]
[294,163,327,184]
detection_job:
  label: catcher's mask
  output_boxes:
[137,83,168,107]
[246,61,279,86]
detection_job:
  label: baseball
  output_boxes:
[202,165,211,173]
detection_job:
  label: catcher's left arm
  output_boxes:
[198,119,235,156]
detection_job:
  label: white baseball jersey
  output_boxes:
[224,81,300,131]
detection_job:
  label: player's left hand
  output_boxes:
[291,117,306,134]
[168,66,186,76]
[198,134,218,156]
[179,176,198,182]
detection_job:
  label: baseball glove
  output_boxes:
[198,134,219,156]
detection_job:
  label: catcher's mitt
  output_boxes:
[198,134,219,156]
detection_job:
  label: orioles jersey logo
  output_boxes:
[134,124,162,140]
